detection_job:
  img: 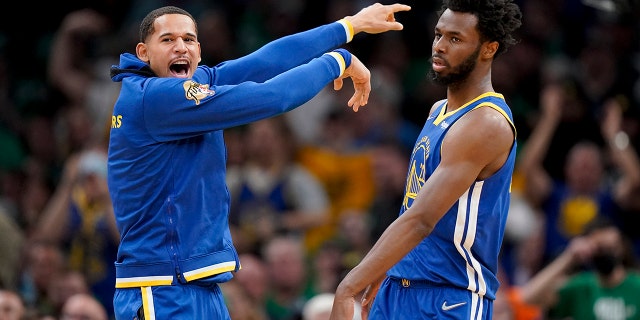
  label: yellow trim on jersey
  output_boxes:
[326,52,346,76]
[433,92,505,126]
[115,276,173,288]
[183,261,237,282]
[141,287,156,320]
[338,19,354,42]
[432,92,516,138]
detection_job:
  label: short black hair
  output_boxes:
[139,6,197,43]
[439,0,522,56]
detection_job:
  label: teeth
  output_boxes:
[174,61,187,65]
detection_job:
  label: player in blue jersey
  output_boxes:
[330,1,522,319]
[107,3,410,320]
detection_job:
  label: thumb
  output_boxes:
[334,78,344,91]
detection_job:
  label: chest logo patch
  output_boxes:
[183,80,215,105]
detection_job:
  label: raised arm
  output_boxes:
[48,9,110,105]
[516,83,562,207]
[213,3,410,85]
[599,97,640,208]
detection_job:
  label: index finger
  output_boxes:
[387,3,412,13]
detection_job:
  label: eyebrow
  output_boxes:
[435,27,464,37]
[158,32,197,38]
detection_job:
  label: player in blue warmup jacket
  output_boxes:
[331,1,522,319]
[107,4,410,319]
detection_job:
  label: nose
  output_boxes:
[433,37,445,54]
[174,38,187,52]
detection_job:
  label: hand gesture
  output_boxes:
[601,97,624,141]
[539,83,564,121]
[346,3,411,34]
[333,54,370,112]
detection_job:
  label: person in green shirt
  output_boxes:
[521,216,640,320]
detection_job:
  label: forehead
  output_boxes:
[152,13,197,36]
[436,9,479,37]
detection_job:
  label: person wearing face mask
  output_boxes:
[520,216,640,320]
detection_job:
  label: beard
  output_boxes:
[428,45,481,86]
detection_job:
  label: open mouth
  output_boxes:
[170,61,190,77]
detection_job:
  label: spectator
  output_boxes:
[0,289,26,320]
[521,216,640,319]
[47,8,120,149]
[518,83,640,265]
[296,108,376,253]
[262,235,316,320]
[232,253,270,319]
[18,241,65,317]
[32,147,118,318]
[226,116,330,255]
[59,293,108,320]
[45,270,90,319]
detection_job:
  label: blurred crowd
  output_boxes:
[0,0,639,319]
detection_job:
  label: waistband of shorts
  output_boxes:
[387,276,443,288]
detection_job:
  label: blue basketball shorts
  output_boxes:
[368,276,493,320]
[113,278,231,320]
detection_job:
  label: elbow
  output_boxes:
[413,217,435,239]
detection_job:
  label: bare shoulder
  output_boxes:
[443,105,514,169]
[460,106,514,145]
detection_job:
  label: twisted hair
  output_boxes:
[139,6,197,43]
[439,0,522,56]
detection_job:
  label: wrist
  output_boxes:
[326,49,352,76]
[337,19,354,43]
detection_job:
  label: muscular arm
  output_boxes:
[331,106,514,319]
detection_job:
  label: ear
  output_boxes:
[136,42,149,63]
[482,41,499,59]
[197,42,202,64]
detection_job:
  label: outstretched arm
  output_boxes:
[344,3,410,34]
[214,3,410,85]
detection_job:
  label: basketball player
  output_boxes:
[107,3,410,319]
[331,1,522,319]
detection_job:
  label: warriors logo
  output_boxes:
[183,80,215,105]
[403,136,429,211]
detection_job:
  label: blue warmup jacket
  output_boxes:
[108,21,351,288]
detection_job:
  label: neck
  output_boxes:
[445,67,493,111]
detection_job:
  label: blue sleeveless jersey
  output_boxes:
[387,92,517,300]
